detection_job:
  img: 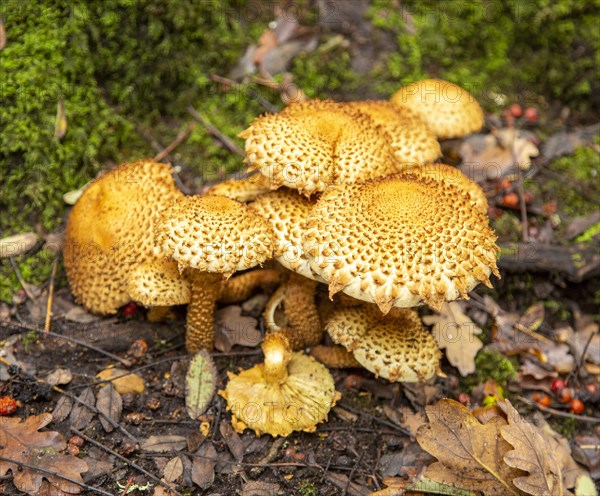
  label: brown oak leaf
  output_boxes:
[0,413,88,495]
[500,400,564,496]
[416,399,523,495]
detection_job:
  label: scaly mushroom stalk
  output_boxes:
[186,272,223,353]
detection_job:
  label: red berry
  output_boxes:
[0,396,18,416]
[524,106,539,123]
[533,393,551,407]
[569,398,585,414]
[558,387,574,403]
[457,392,470,406]
[509,103,523,118]
[502,192,519,207]
[121,302,138,317]
[551,378,566,391]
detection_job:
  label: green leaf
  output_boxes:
[185,350,217,420]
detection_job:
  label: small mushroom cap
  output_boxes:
[155,195,275,275]
[220,332,338,436]
[303,174,500,312]
[64,160,183,314]
[344,101,441,166]
[391,79,484,139]
[239,99,399,196]
[127,258,191,307]
[411,163,488,214]
[250,188,324,281]
[204,174,272,202]
[326,304,440,381]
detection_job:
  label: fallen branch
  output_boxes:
[498,242,600,282]
[153,121,196,162]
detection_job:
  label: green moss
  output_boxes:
[527,146,600,221]
[492,212,522,243]
[463,349,518,391]
[298,481,318,496]
[367,0,599,111]
[549,416,577,439]
[575,222,600,243]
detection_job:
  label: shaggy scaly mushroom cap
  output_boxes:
[155,195,275,352]
[64,160,184,314]
[204,174,272,202]
[344,100,441,167]
[250,188,323,282]
[303,174,500,313]
[325,304,441,382]
[391,79,484,139]
[219,332,338,437]
[239,99,399,196]
[410,163,488,214]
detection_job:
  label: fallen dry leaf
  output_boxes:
[0,17,6,51]
[191,442,217,490]
[69,387,95,431]
[459,128,539,182]
[220,421,245,462]
[0,232,39,258]
[423,302,483,376]
[371,475,478,495]
[45,369,73,386]
[0,413,88,494]
[214,305,261,352]
[416,399,522,495]
[141,435,187,453]
[51,395,73,423]
[239,480,282,496]
[162,456,184,483]
[96,368,145,395]
[96,384,122,433]
[500,400,563,495]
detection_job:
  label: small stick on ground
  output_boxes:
[153,122,196,162]
[210,73,279,113]
[187,105,244,156]
[44,254,60,334]
[8,256,36,300]
[72,429,183,496]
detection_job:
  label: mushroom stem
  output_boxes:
[310,345,360,368]
[186,271,224,353]
[262,333,292,385]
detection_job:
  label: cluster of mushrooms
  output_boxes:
[63,79,500,437]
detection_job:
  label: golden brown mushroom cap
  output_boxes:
[155,195,274,276]
[344,100,441,167]
[64,160,183,314]
[303,174,500,312]
[220,332,338,437]
[204,174,272,203]
[127,258,191,307]
[239,99,399,196]
[410,163,488,214]
[250,188,323,281]
[391,79,484,139]
[325,304,440,381]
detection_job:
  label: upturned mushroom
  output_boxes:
[239,99,399,196]
[323,303,441,382]
[155,195,275,352]
[303,174,500,313]
[63,160,184,315]
[219,332,339,437]
[391,79,484,139]
[204,174,272,202]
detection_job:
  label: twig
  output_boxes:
[516,165,529,241]
[10,322,132,366]
[44,254,60,333]
[186,105,244,156]
[518,395,600,423]
[344,449,365,496]
[71,429,183,496]
[209,73,279,113]
[153,122,196,162]
[8,256,35,300]
[0,455,114,496]
[118,476,135,496]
